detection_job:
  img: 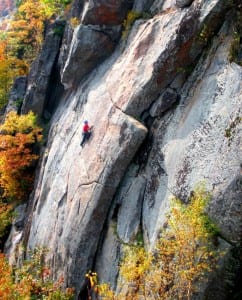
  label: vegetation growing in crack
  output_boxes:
[69,17,79,29]
[85,185,221,300]
[122,10,151,41]
[224,116,241,146]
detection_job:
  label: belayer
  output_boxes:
[80,120,92,147]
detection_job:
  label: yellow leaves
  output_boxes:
[122,10,142,40]
[0,0,71,108]
[0,201,13,239]
[1,111,38,134]
[0,111,42,201]
[120,245,152,283]
[69,17,79,29]
[154,186,220,299]
[97,282,115,299]
[0,35,27,109]
[93,185,221,300]
[0,250,74,299]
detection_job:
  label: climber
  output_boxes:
[80,120,91,147]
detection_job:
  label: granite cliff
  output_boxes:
[4,0,242,299]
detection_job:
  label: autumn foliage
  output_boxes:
[92,186,220,300]
[0,111,42,201]
[0,111,42,242]
[0,0,72,109]
[0,201,12,241]
[0,249,74,299]
[0,38,27,108]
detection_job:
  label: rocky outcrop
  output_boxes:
[140,22,242,248]
[95,222,120,290]
[4,204,27,265]
[133,0,155,13]
[81,0,133,25]
[116,165,146,243]
[26,78,147,292]
[5,76,27,115]
[94,15,242,295]
[106,0,227,118]
[61,25,116,89]
[149,87,179,117]
[21,19,65,117]
[60,0,133,89]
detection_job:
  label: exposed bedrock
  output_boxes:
[60,0,133,89]
[26,73,147,293]
[21,19,65,117]
[106,0,228,118]
[94,14,242,297]
[61,25,116,89]
[81,0,134,25]
[12,0,241,298]
[4,76,27,115]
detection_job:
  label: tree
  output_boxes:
[0,0,72,108]
[0,252,16,299]
[0,33,27,109]
[40,0,72,17]
[7,0,47,63]
[0,250,74,299]
[95,185,220,300]
[0,111,42,201]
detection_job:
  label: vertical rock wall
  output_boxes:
[95,19,242,294]
[5,0,241,299]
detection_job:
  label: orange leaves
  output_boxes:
[0,111,42,201]
[0,251,74,299]
[0,252,15,299]
[0,112,42,258]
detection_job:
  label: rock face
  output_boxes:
[6,0,241,299]
[60,0,133,89]
[26,74,147,292]
[21,19,65,117]
[176,0,194,8]
[106,0,227,118]
[94,21,242,299]
[140,27,242,248]
[5,76,27,115]
[81,0,133,25]
[4,204,27,265]
[149,87,179,117]
[133,0,154,12]
[61,24,116,88]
